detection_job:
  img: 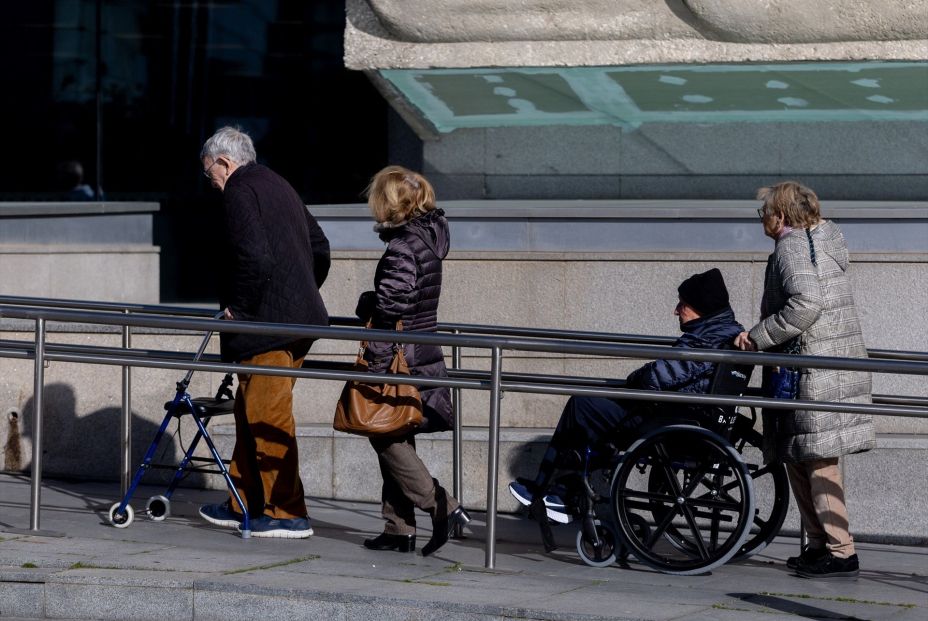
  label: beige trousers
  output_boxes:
[786,457,855,558]
[369,435,459,536]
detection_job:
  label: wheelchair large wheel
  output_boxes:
[610,425,754,576]
[728,419,789,559]
[645,420,789,561]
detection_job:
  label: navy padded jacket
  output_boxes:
[625,308,744,394]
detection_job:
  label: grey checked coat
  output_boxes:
[749,221,874,463]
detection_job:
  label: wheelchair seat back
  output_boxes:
[700,358,753,436]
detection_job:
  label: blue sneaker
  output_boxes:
[507,481,571,524]
[199,500,242,529]
[242,515,314,539]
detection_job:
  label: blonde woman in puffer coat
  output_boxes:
[735,181,874,579]
[354,166,470,558]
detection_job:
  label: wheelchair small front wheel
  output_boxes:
[108,502,134,528]
[729,421,789,560]
[146,495,171,521]
[576,520,617,568]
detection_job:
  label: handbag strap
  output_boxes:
[356,320,405,363]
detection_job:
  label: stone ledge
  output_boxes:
[205,424,928,543]
[347,0,928,68]
[0,244,160,254]
[313,200,928,220]
[212,424,928,448]
[0,202,160,216]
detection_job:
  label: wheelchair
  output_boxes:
[544,360,789,575]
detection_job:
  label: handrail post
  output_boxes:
[451,330,463,537]
[121,310,132,497]
[484,345,503,569]
[29,318,46,531]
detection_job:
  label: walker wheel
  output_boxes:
[576,520,617,568]
[108,502,135,528]
[146,495,171,521]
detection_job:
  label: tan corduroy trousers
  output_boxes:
[786,457,856,558]
[228,347,307,520]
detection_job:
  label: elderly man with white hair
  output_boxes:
[198,126,330,539]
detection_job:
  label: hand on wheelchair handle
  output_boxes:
[223,307,234,320]
[734,331,756,351]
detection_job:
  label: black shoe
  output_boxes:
[796,553,860,579]
[786,546,827,570]
[422,506,471,557]
[363,532,416,552]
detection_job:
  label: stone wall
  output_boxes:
[0,202,160,303]
[418,122,928,201]
[1,251,925,541]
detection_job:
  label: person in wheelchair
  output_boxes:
[509,268,744,531]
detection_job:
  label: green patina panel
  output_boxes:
[612,65,928,112]
[414,72,587,117]
[383,62,928,131]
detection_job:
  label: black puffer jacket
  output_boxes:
[359,209,451,432]
[219,163,330,362]
[625,307,744,394]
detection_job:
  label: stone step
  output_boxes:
[207,425,928,544]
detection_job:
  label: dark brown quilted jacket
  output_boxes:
[364,208,452,432]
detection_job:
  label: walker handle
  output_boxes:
[179,311,226,387]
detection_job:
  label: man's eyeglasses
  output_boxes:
[756,208,766,219]
[203,160,218,179]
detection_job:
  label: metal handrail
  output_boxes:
[4,338,925,418]
[1,298,927,569]
[2,294,924,361]
[3,336,924,408]
[4,305,927,375]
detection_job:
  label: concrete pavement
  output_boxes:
[0,473,925,620]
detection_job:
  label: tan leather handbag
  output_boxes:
[333,321,424,437]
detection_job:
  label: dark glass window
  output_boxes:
[2,1,391,300]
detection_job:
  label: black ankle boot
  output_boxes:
[363,532,416,552]
[422,506,471,557]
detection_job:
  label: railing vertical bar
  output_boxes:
[29,318,46,531]
[121,312,132,497]
[484,346,503,569]
[451,331,463,537]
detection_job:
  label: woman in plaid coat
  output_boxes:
[735,181,874,579]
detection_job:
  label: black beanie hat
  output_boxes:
[677,268,730,316]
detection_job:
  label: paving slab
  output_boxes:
[0,473,925,620]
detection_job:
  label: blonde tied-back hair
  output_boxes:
[365,165,436,226]
[756,181,822,228]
